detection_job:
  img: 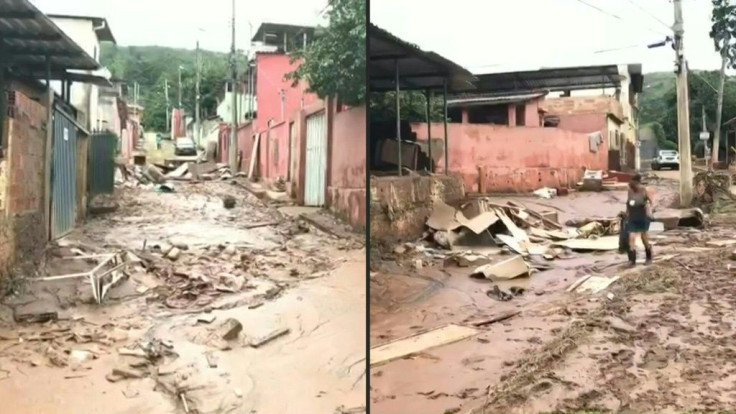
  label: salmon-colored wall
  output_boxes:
[411,122,607,193]
[254,53,318,132]
[329,106,366,226]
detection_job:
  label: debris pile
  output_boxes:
[119,161,240,191]
[418,198,640,280]
[693,170,736,212]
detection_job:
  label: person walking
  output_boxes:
[625,173,655,266]
[156,133,162,151]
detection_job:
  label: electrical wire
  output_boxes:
[572,0,669,37]
[622,0,673,31]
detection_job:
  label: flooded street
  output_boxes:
[369,172,736,414]
[0,179,366,414]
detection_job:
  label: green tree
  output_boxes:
[369,91,446,123]
[287,0,366,106]
[709,0,736,163]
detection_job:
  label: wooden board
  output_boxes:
[370,324,480,367]
[248,133,261,179]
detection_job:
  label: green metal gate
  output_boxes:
[51,107,78,239]
[88,131,118,196]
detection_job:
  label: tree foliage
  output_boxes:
[650,71,736,153]
[287,0,366,106]
[369,91,446,123]
[100,44,236,132]
[710,0,736,68]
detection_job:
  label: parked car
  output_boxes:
[174,137,197,156]
[652,149,680,170]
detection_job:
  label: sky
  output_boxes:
[29,0,328,53]
[370,0,727,74]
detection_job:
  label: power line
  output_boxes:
[623,0,672,31]
[572,0,669,37]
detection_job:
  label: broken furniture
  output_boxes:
[37,252,129,304]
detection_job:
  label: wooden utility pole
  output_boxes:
[195,40,201,147]
[229,0,238,172]
[673,0,693,206]
[712,53,728,167]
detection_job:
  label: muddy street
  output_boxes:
[368,172,736,414]
[0,178,366,414]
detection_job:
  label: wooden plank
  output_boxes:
[370,324,480,367]
[248,133,261,179]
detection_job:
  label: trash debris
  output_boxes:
[567,275,620,294]
[471,255,530,280]
[607,316,636,333]
[533,187,557,199]
[249,327,290,348]
[222,196,236,209]
[580,169,603,192]
[370,324,480,367]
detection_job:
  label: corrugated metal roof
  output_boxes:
[0,0,99,72]
[447,92,548,107]
[473,65,643,94]
[369,24,476,93]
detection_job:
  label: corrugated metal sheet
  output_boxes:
[0,0,99,71]
[88,131,117,196]
[304,112,327,206]
[51,107,78,239]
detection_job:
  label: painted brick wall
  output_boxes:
[542,96,624,120]
[254,53,318,132]
[329,106,366,227]
[411,122,608,193]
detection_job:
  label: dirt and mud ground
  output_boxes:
[370,172,736,414]
[0,178,366,414]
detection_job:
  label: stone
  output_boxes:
[222,245,237,256]
[607,316,636,333]
[218,318,243,340]
[222,196,236,209]
[166,247,181,261]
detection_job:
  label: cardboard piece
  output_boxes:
[427,200,462,231]
[471,255,530,280]
[573,275,621,294]
[370,324,480,367]
[456,210,499,234]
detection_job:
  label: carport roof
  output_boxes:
[0,0,100,72]
[473,64,644,94]
[369,24,476,93]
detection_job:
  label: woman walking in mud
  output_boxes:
[625,173,655,266]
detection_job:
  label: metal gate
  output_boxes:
[88,131,117,196]
[304,111,327,206]
[51,108,78,239]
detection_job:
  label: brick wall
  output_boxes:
[0,89,49,275]
[542,96,624,120]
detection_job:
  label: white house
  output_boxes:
[48,15,116,131]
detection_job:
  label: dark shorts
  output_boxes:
[627,218,651,233]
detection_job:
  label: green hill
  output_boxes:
[100,44,238,132]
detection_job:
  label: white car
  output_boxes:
[652,150,680,170]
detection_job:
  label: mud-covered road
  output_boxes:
[369,173,736,413]
[0,179,366,414]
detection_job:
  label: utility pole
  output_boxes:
[673,0,693,207]
[229,0,238,172]
[702,105,711,170]
[164,79,170,131]
[178,66,183,109]
[195,40,201,147]
[712,52,728,168]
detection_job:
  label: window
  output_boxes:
[515,104,526,126]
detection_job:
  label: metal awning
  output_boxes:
[368,24,476,92]
[473,64,644,94]
[0,0,100,72]
[447,92,548,108]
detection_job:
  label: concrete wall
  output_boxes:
[370,175,464,242]
[49,17,101,131]
[0,89,49,274]
[411,122,607,193]
[329,106,366,227]
[254,53,318,132]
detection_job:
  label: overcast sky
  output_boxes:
[371,0,726,74]
[30,0,328,53]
